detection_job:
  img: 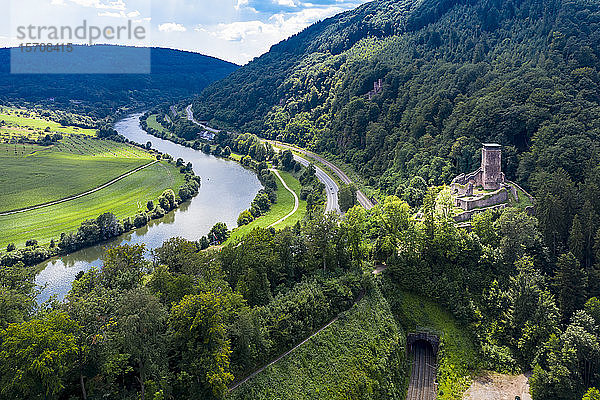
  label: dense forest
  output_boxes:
[0,46,238,118]
[3,191,600,399]
[193,0,600,195]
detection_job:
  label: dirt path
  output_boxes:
[268,169,299,228]
[463,372,531,400]
[0,160,158,216]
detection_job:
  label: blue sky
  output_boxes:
[2,0,370,64]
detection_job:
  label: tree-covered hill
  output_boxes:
[192,0,600,193]
[0,46,238,118]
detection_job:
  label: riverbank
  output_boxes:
[12,112,261,303]
[227,169,306,244]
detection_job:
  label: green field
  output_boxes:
[146,114,170,135]
[0,139,152,213]
[391,291,478,400]
[228,292,406,400]
[227,170,307,243]
[0,161,184,248]
[0,108,96,142]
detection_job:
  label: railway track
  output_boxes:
[406,341,437,400]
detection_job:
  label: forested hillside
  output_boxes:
[0,46,238,118]
[193,0,600,193]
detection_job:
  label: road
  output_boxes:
[406,341,437,400]
[183,105,344,214]
[268,169,299,227]
[269,141,374,210]
[185,104,220,133]
[289,151,340,214]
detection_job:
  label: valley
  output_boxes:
[1,0,600,399]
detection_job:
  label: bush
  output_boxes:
[237,210,255,227]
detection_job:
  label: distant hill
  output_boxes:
[0,46,238,118]
[192,0,600,192]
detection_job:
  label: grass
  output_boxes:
[146,114,170,135]
[0,161,185,248]
[0,107,96,142]
[228,291,407,400]
[391,291,478,400]
[227,170,307,243]
[0,139,152,212]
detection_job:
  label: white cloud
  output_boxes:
[209,5,343,43]
[274,0,297,7]
[55,0,127,10]
[158,22,187,33]
[97,9,139,18]
[235,0,249,10]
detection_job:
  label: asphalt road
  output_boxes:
[183,105,344,214]
[185,104,220,133]
[269,141,374,210]
[290,151,340,214]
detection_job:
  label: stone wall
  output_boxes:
[453,203,508,223]
[455,187,509,211]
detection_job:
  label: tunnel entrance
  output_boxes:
[406,333,439,400]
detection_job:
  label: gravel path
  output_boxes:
[268,169,299,228]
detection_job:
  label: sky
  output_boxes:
[1,0,370,64]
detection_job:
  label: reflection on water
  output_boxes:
[35,113,262,303]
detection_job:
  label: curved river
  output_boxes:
[34,113,262,303]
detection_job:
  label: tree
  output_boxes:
[0,312,79,400]
[341,205,367,268]
[237,209,254,226]
[222,146,231,157]
[147,200,154,211]
[554,252,587,323]
[338,183,357,212]
[508,257,560,367]
[5,243,15,252]
[169,293,234,399]
[153,237,200,274]
[209,222,229,243]
[116,288,167,400]
[100,244,147,291]
[583,388,600,400]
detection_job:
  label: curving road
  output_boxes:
[269,141,374,210]
[288,151,340,214]
[185,104,220,133]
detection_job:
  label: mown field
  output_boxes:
[228,291,407,400]
[0,161,185,248]
[0,138,152,212]
[227,170,307,243]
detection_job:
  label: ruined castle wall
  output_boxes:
[455,188,509,211]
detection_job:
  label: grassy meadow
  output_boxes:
[227,170,307,243]
[228,291,407,400]
[0,161,184,248]
[0,107,96,142]
[0,108,187,248]
[0,139,153,212]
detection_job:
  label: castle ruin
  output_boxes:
[449,144,534,223]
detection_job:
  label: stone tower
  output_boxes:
[481,143,503,190]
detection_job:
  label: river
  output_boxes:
[34,113,262,303]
